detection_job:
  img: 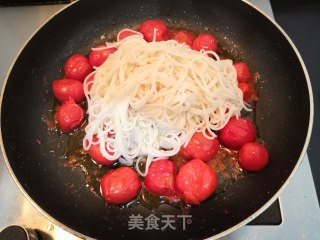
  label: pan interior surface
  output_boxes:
[0,0,310,239]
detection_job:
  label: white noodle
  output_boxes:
[116,29,143,42]
[83,34,249,176]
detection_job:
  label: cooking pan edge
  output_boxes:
[0,1,87,239]
[208,1,314,238]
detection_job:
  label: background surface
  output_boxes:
[271,0,320,203]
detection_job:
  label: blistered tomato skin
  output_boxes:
[172,30,196,47]
[52,79,84,103]
[192,33,218,52]
[219,117,256,149]
[239,142,269,171]
[144,159,176,197]
[64,54,92,82]
[175,159,217,205]
[139,20,169,42]
[56,100,84,132]
[87,135,118,165]
[89,45,117,67]
[100,167,142,204]
[233,62,250,83]
[180,132,220,162]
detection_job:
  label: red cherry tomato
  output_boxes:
[233,62,250,83]
[180,132,220,162]
[139,20,169,42]
[56,100,84,132]
[87,135,118,165]
[144,159,176,197]
[219,117,256,149]
[100,167,141,204]
[172,30,196,47]
[64,54,92,82]
[175,159,217,205]
[239,142,269,171]
[52,79,84,103]
[192,33,218,52]
[117,29,141,41]
[89,45,117,67]
[238,82,251,102]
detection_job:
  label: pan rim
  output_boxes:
[0,1,314,239]
[206,0,314,239]
[0,1,88,239]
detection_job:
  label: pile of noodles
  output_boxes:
[83,33,248,176]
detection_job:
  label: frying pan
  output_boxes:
[0,0,313,239]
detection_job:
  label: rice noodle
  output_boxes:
[83,34,248,176]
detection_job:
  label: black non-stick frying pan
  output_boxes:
[0,0,313,239]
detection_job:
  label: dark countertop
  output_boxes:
[271,0,320,204]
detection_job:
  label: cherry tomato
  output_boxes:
[139,20,169,42]
[64,54,92,82]
[192,33,218,52]
[56,100,84,132]
[219,117,256,149]
[52,79,84,103]
[233,62,250,83]
[238,82,251,102]
[89,45,117,67]
[239,142,269,171]
[180,132,220,162]
[100,167,141,204]
[87,135,118,165]
[117,29,141,41]
[172,30,196,47]
[175,159,217,205]
[144,159,176,197]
